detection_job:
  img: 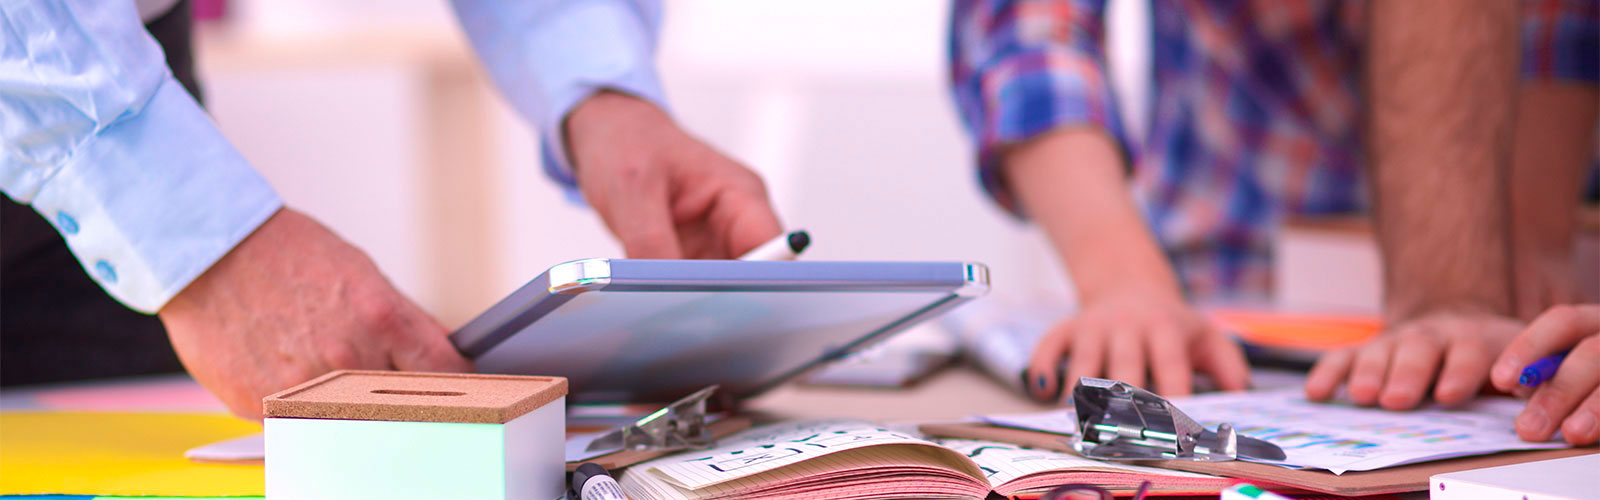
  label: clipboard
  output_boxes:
[919,422,1598,496]
[567,416,752,472]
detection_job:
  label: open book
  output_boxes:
[618,419,1237,500]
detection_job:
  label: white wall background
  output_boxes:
[200,0,1155,326]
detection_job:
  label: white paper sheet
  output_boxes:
[979,410,1078,435]
[184,432,264,462]
[565,429,615,462]
[1172,389,1567,473]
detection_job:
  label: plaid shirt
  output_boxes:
[949,0,1599,302]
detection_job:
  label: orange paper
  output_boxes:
[1212,310,1382,351]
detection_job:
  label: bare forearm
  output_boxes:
[1306,0,1533,408]
[1510,83,1599,318]
[1006,127,1251,398]
[1366,0,1520,320]
[1002,127,1179,301]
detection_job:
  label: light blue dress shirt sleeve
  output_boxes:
[449,0,668,192]
[1,0,283,313]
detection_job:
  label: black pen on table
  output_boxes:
[570,462,627,500]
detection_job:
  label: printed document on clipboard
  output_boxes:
[977,388,1572,474]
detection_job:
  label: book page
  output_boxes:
[646,419,983,490]
[621,442,986,500]
[934,438,1215,487]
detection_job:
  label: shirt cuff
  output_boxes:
[958,47,1130,218]
[525,1,669,191]
[28,78,283,313]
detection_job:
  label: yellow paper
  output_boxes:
[0,412,264,496]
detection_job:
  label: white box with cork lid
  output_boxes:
[264,370,567,499]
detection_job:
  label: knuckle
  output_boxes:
[1451,334,1488,355]
[1534,384,1581,408]
[612,160,657,183]
[322,342,362,369]
[352,291,403,331]
[634,163,677,191]
[1429,329,1458,348]
[1574,336,1600,358]
[625,230,679,256]
[1312,350,1349,370]
[735,169,771,196]
[284,366,325,389]
[1379,393,1416,411]
[1544,304,1579,326]
[412,339,454,366]
[436,350,472,372]
[228,398,261,420]
[1583,393,1600,413]
[1067,322,1099,340]
[591,161,660,196]
[1402,329,1439,345]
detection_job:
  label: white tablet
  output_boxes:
[451,259,988,403]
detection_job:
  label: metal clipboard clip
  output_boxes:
[586,385,719,453]
[1070,377,1286,462]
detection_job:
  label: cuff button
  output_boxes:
[94,260,118,284]
[56,211,79,235]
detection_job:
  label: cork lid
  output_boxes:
[263,370,567,424]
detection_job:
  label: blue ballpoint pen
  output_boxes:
[1519,350,1570,388]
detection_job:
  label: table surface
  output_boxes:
[0,365,1051,418]
[0,364,1313,421]
[3,365,1415,500]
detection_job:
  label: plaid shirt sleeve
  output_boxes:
[1521,0,1599,83]
[947,0,1129,217]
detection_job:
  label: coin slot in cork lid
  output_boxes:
[371,389,467,397]
[263,370,567,424]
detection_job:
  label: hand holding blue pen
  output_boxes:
[1489,304,1600,446]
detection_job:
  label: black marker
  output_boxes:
[738,230,811,261]
[570,462,627,500]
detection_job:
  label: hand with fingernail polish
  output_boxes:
[1488,304,1600,445]
[1000,129,1253,404]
